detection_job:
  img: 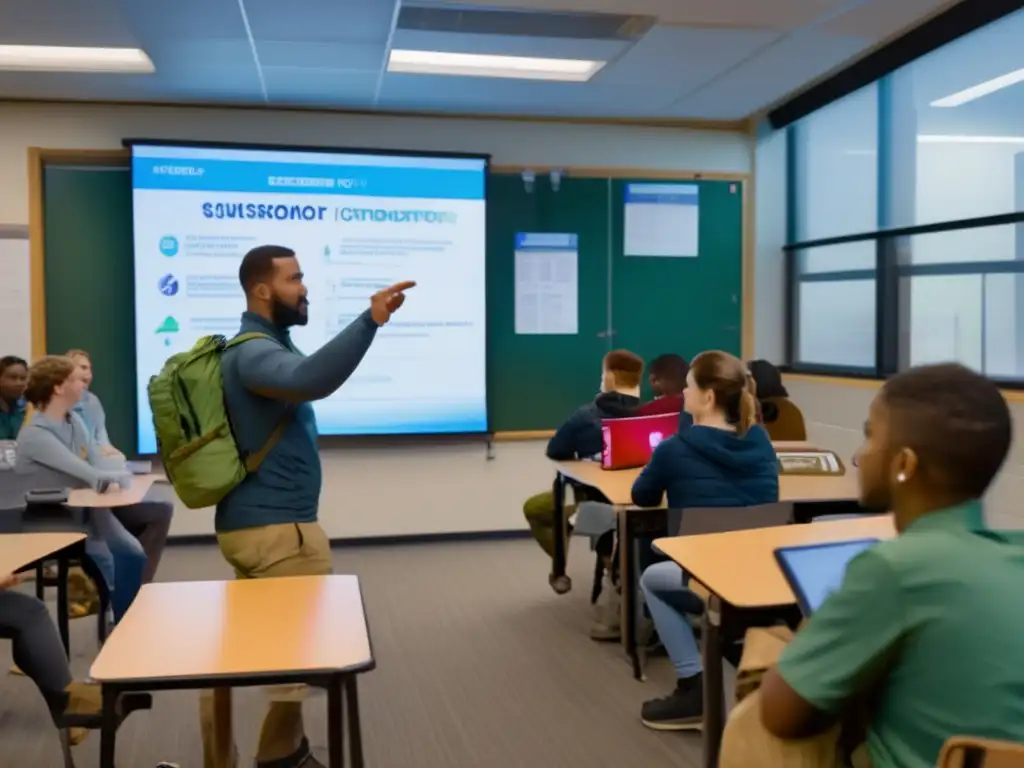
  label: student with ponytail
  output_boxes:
[631,351,779,731]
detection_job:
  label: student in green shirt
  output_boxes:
[0,356,28,440]
[757,363,1024,768]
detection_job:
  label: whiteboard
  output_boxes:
[0,232,30,359]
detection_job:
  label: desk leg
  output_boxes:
[327,677,345,768]
[345,676,364,768]
[211,687,233,768]
[701,595,725,768]
[56,554,70,657]
[619,509,642,681]
[551,473,567,584]
[99,685,118,768]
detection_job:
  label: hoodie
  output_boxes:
[545,391,640,461]
[71,390,112,448]
[14,410,131,491]
[631,424,779,510]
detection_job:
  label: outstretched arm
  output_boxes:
[236,311,379,402]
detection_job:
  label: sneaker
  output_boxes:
[640,674,703,731]
[549,573,572,595]
[589,573,621,641]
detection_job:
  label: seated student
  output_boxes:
[66,348,172,583]
[523,349,643,595]
[747,359,806,441]
[0,571,103,745]
[634,353,693,432]
[632,350,779,730]
[0,356,28,440]
[15,355,147,622]
[745,363,1024,768]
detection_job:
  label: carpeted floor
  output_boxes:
[0,537,723,767]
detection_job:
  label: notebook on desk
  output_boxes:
[600,412,679,470]
[774,538,879,616]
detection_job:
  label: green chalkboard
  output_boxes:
[42,165,137,451]
[39,163,744,446]
[610,179,743,367]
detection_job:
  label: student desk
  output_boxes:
[0,531,86,656]
[0,531,86,575]
[655,515,896,768]
[67,474,157,508]
[90,575,375,768]
[550,446,861,679]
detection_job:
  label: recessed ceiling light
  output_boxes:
[917,134,1024,144]
[387,49,603,82]
[0,45,154,74]
[930,67,1024,108]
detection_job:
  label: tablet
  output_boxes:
[774,538,879,616]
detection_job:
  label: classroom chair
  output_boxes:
[639,503,795,671]
[938,736,1024,768]
[55,691,153,768]
[761,398,808,442]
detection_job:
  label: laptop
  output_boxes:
[601,412,679,470]
[774,538,879,615]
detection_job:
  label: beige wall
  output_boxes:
[786,375,1024,529]
[0,101,754,539]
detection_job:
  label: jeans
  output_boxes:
[113,500,173,583]
[84,508,147,623]
[0,590,73,718]
[640,561,706,678]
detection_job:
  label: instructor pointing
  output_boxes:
[199,244,413,768]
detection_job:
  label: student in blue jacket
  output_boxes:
[633,350,779,730]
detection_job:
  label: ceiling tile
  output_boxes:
[117,0,247,42]
[262,67,378,103]
[821,0,956,40]
[598,26,780,89]
[670,29,872,118]
[257,41,383,72]
[0,0,137,46]
[243,0,397,44]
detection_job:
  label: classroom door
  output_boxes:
[486,174,611,431]
[609,179,743,396]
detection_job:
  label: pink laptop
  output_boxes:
[601,412,679,470]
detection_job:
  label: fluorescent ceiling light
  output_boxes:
[930,67,1024,107]
[387,49,603,82]
[918,134,1024,144]
[0,45,154,73]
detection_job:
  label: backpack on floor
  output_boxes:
[147,333,287,509]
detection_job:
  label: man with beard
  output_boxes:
[199,244,414,768]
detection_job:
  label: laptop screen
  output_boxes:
[601,412,680,470]
[774,538,879,615]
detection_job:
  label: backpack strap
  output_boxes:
[226,332,291,473]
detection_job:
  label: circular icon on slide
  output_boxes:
[158,274,179,297]
[159,236,179,257]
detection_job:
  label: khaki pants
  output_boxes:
[200,522,333,768]
[720,627,871,768]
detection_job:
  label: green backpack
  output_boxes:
[147,333,287,509]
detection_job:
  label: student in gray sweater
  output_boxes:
[15,356,148,622]
[66,348,172,582]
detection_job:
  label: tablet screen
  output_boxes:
[775,539,879,614]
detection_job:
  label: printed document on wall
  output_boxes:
[624,183,699,258]
[514,233,578,335]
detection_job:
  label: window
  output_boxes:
[886,7,1024,229]
[900,224,1024,377]
[793,245,876,369]
[792,83,878,240]
[785,7,1024,383]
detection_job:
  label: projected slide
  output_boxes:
[130,143,488,453]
